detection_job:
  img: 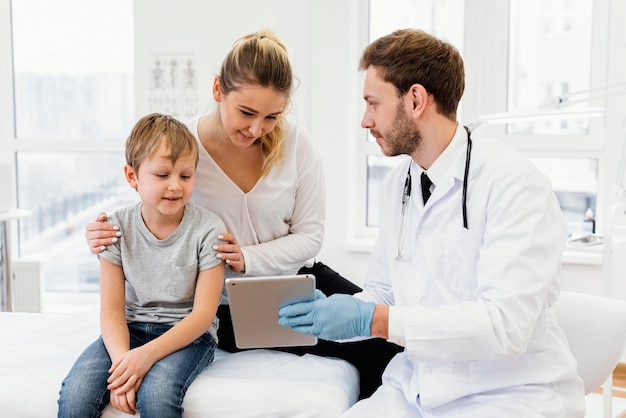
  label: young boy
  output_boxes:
[58,113,226,417]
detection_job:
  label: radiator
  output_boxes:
[11,260,42,312]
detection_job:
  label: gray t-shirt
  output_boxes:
[99,201,225,340]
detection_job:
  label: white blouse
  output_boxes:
[186,116,326,282]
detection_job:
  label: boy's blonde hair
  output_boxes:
[125,113,199,171]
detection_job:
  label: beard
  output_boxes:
[373,101,422,157]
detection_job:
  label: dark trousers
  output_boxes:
[216,261,403,400]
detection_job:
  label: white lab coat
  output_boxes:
[350,126,585,417]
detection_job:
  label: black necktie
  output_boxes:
[421,172,433,204]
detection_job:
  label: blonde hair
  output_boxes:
[125,113,199,172]
[219,29,293,176]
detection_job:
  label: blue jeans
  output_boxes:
[57,322,216,418]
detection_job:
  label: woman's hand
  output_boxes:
[213,232,246,272]
[85,212,122,254]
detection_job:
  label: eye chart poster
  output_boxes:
[148,53,199,120]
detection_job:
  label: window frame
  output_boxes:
[6,2,132,147]
[1,1,130,210]
[0,0,133,292]
[348,0,626,250]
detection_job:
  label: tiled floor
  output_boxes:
[585,366,626,417]
[585,392,626,417]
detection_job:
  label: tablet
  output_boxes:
[225,274,318,349]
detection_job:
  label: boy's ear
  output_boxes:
[124,165,138,189]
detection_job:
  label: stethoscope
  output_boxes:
[396,126,473,260]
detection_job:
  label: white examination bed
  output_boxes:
[0,308,359,417]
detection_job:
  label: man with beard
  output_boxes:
[279,29,585,417]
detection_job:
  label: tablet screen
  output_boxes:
[225,274,318,349]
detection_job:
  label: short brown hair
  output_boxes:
[359,29,464,120]
[125,113,199,171]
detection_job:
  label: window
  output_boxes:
[357,0,617,242]
[507,0,601,227]
[362,0,465,230]
[12,0,134,140]
[10,0,135,307]
[17,152,137,293]
[530,157,598,225]
[507,0,594,135]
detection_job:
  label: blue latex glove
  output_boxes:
[278,293,375,341]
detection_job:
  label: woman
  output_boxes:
[85,30,401,399]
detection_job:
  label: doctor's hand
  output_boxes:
[278,293,375,341]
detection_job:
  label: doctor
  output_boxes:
[279,29,586,417]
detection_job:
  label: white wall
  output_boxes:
[0,0,624,307]
[0,1,13,165]
[135,0,626,292]
[0,2,16,208]
[309,1,372,286]
[134,0,373,286]
[134,0,312,129]
[135,0,626,290]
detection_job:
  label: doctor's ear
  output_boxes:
[408,84,428,114]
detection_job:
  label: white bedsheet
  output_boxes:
[0,308,359,417]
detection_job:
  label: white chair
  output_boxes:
[555,291,626,417]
